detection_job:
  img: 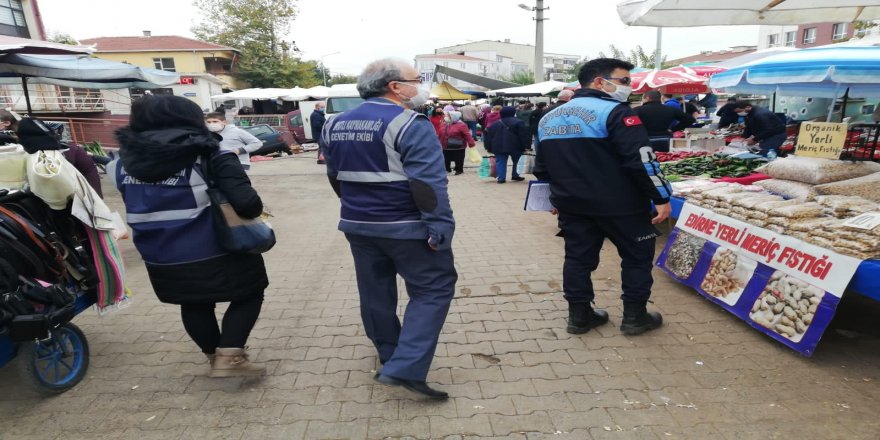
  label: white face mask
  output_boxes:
[737,111,749,116]
[397,82,431,109]
[206,122,224,132]
[602,79,632,102]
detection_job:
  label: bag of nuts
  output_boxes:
[815,172,880,203]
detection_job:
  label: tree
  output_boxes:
[48,32,78,46]
[565,58,587,82]
[503,70,535,85]
[192,0,320,88]
[328,74,359,86]
[597,44,670,69]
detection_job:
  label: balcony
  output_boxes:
[0,84,106,113]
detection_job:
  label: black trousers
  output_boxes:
[558,211,659,305]
[180,292,264,354]
[443,149,466,173]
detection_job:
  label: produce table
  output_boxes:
[667,195,880,301]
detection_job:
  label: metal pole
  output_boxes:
[535,0,544,82]
[654,27,662,70]
[321,61,327,87]
[21,76,32,115]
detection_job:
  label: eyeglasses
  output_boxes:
[392,78,423,84]
[602,76,632,86]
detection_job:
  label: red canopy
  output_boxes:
[631,69,709,94]
[666,65,727,79]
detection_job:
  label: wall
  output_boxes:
[436,41,536,72]
[92,50,246,89]
[21,0,44,39]
[758,25,798,49]
[796,22,855,48]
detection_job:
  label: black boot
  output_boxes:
[620,302,663,335]
[566,302,609,334]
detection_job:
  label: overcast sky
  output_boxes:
[40,0,760,76]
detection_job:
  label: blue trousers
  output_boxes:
[464,120,478,139]
[494,152,522,182]
[345,233,457,381]
[558,212,659,305]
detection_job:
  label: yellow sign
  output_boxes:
[795,122,848,159]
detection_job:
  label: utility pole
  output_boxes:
[519,1,549,82]
[655,27,663,70]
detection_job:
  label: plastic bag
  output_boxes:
[516,154,535,175]
[769,202,824,218]
[467,147,481,164]
[733,194,784,209]
[815,172,880,203]
[478,156,491,179]
[489,156,497,178]
[754,179,817,201]
[26,150,77,210]
[757,156,880,184]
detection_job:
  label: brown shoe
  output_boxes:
[209,347,265,377]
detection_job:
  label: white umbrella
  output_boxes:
[211,88,297,100]
[488,80,566,97]
[618,0,880,27]
[0,35,93,55]
[282,85,330,101]
[713,47,799,69]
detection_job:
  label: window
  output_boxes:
[861,104,875,115]
[152,57,176,72]
[289,114,302,127]
[832,23,848,40]
[0,0,29,38]
[784,31,796,47]
[803,28,817,44]
[767,34,779,47]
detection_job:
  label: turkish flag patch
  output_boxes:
[623,115,642,127]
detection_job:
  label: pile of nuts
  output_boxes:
[749,271,823,341]
[665,232,706,279]
[700,249,745,298]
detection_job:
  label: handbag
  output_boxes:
[444,125,465,149]
[201,154,276,254]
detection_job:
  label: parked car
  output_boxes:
[241,124,292,156]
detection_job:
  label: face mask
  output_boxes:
[737,111,749,116]
[602,79,632,102]
[206,122,224,132]
[316,107,325,113]
[398,83,431,109]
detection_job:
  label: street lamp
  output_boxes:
[320,51,341,87]
[517,1,548,82]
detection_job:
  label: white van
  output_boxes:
[326,84,364,116]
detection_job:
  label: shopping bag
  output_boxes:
[516,154,535,175]
[467,147,481,164]
[489,156,497,178]
[26,150,77,210]
[478,156,491,179]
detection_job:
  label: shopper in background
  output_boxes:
[429,108,445,135]
[635,90,694,153]
[484,105,502,129]
[459,101,479,141]
[310,101,327,144]
[716,97,740,128]
[733,101,786,158]
[698,92,718,116]
[484,106,529,184]
[544,90,575,114]
[111,95,268,377]
[438,110,476,175]
[204,112,262,170]
[529,102,547,149]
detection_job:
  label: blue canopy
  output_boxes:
[0,54,179,89]
[709,47,880,98]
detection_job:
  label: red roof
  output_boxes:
[416,54,488,61]
[666,48,757,65]
[79,35,237,53]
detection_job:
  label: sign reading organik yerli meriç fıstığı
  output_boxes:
[656,203,863,356]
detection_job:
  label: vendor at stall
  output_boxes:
[716,97,740,128]
[635,91,695,152]
[733,101,786,157]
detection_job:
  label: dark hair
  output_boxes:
[129,95,209,133]
[536,102,547,109]
[727,96,738,102]
[733,101,753,110]
[205,112,226,121]
[578,58,635,86]
[0,109,18,131]
[663,94,674,99]
[644,90,662,102]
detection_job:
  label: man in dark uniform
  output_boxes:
[636,90,695,152]
[716,97,739,128]
[733,101,786,157]
[321,58,456,400]
[535,58,671,337]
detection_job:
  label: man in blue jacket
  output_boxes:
[535,58,672,337]
[320,58,456,400]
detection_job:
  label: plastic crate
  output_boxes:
[841,123,880,162]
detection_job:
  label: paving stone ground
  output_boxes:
[1,148,879,440]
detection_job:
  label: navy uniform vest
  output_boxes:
[325,100,422,226]
[108,158,225,265]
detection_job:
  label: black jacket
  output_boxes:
[743,105,785,141]
[116,127,268,304]
[716,102,739,128]
[310,110,326,142]
[635,101,694,137]
[528,108,544,135]
[534,88,672,217]
[484,116,530,154]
